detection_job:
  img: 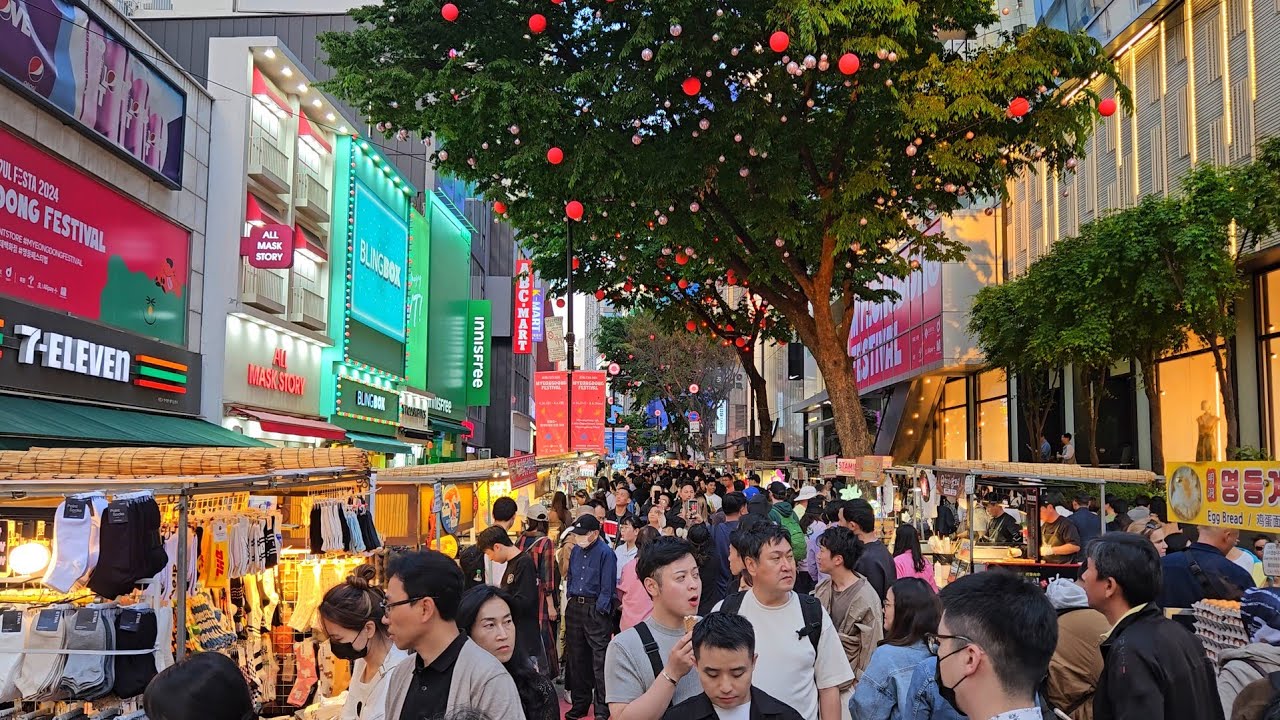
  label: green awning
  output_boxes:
[0,396,269,448]
[429,417,469,435]
[347,432,413,455]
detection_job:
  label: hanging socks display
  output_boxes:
[0,610,26,702]
[57,606,110,700]
[112,607,158,699]
[16,608,70,700]
[43,493,108,592]
[286,640,318,707]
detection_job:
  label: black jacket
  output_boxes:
[661,688,804,720]
[1093,604,1224,720]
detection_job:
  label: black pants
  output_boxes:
[565,598,612,720]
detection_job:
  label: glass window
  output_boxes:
[940,406,968,459]
[251,100,281,140]
[1264,338,1280,454]
[1158,352,1224,464]
[979,370,1008,401]
[944,378,966,407]
[978,398,1010,461]
[1262,268,1280,334]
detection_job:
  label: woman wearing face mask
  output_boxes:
[457,585,559,720]
[317,565,409,720]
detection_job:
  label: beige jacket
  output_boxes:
[1047,607,1110,720]
[814,574,884,689]
[384,637,527,720]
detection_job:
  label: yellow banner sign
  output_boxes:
[1165,461,1280,532]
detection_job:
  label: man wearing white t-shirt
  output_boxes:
[713,524,852,720]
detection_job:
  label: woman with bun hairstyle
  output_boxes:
[318,564,409,720]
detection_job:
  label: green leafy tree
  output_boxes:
[322,0,1124,456]
[596,313,737,458]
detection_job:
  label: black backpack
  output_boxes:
[722,589,823,653]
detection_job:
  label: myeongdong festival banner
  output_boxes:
[1165,461,1280,532]
[0,125,190,345]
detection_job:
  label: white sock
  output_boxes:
[17,608,68,699]
[43,494,107,592]
[0,611,26,701]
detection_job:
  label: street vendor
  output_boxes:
[1037,492,1082,563]
[980,492,1023,545]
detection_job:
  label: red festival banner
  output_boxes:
[533,371,568,456]
[0,125,190,345]
[846,220,944,394]
[514,258,534,354]
[571,371,607,452]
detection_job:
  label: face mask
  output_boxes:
[329,626,370,661]
[934,650,968,715]
[575,534,593,548]
[1105,512,1116,523]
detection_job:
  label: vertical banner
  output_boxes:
[514,258,534,354]
[467,300,492,407]
[572,371,608,452]
[533,371,569,456]
[531,282,544,343]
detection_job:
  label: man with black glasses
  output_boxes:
[381,550,526,720]
[931,570,1058,720]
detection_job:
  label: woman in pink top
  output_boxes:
[892,524,939,592]
[616,526,660,631]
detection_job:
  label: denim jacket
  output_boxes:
[903,656,967,720]
[849,641,933,720]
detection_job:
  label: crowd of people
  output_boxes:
[140,465,1280,720]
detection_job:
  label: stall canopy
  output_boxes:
[347,432,413,455]
[429,417,470,435]
[0,395,268,448]
[234,408,347,441]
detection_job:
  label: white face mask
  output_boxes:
[575,534,593,548]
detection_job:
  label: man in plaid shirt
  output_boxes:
[518,502,561,679]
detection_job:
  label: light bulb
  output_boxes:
[12,542,50,576]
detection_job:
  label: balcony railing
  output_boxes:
[240,260,287,314]
[248,135,290,194]
[289,277,327,332]
[294,166,331,223]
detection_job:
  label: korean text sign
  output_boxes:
[1166,461,1280,532]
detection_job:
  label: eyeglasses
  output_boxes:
[380,596,426,616]
[925,633,975,657]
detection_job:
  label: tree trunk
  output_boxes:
[1020,369,1055,462]
[1139,352,1165,473]
[739,348,775,460]
[809,327,873,457]
[1080,365,1108,466]
[1210,335,1240,456]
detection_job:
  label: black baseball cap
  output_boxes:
[768,481,789,497]
[566,515,602,535]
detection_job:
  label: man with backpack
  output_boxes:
[766,482,808,569]
[713,524,852,720]
[604,537,705,720]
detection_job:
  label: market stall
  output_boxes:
[917,459,1156,583]
[0,445,381,719]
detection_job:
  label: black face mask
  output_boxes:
[329,627,370,661]
[934,649,968,715]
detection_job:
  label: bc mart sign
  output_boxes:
[1166,461,1280,532]
[513,258,533,354]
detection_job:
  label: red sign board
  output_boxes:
[534,371,568,455]
[0,125,190,345]
[508,453,537,489]
[241,223,295,269]
[514,258,534,354]
[572,371,607,452]
[847,221,944,393]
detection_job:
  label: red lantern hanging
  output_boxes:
[493,200,507,214]
[565,200,584,220]
[689,384,700,394]
[441,3,459,21]
[528,13,547,33]
[677,279,688,289]
[555,297,566,308]
[1007,97,1030,118]
[838,53,860,75]
[547,146,564,164]
[735,337,747,347]
[675,252,689,265]
[608,362,621,375]
[1098,97,1117,117]
[682,77,701,96]
[769,31,789,53]
[594,289,606,301]
[685,321,697,332]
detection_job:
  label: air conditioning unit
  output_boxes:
[478,448,492,459]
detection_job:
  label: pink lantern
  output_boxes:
[689,384,700,394]
[608,362,621,375]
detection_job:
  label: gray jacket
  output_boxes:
[384,638,527,720]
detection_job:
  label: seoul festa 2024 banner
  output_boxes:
[0,124,190,345]
[352,182,408,342]
[0,0,186,187]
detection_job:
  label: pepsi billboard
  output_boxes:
[0,0,187,188]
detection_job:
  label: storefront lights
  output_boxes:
[10,542,50,576]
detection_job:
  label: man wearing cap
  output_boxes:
[564,514,618,720]
[980,492,1023,546]
[519,503,561,679]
